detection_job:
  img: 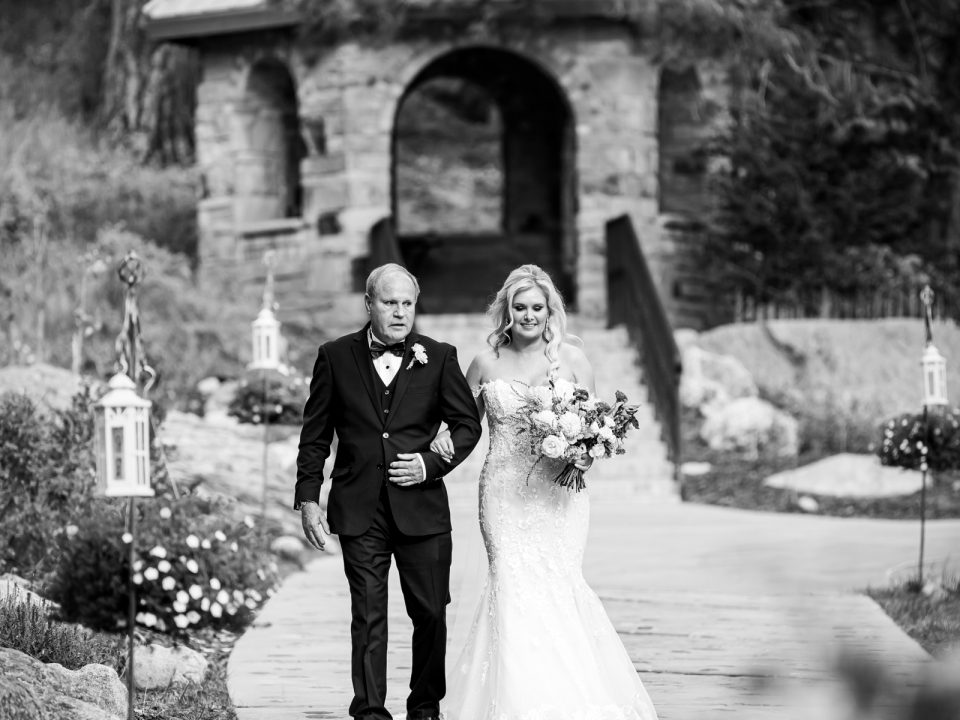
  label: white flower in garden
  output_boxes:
[176,590,190,604]
[243,516,255,528]
[174,614,189,629]
[173,601,187,613]
[210,603,223,618]
[257,569,266,581]
[133,573,143,585]
[188,584,203,600]
[122,533,133,544]
[201,597,210,611]
[160,507,172,520]
[531,410,558,431]
[144,567,159,581]
[186,559,199,573]
[210,577,221,590]
[133,560,144,572]
[136,612,157,628]
[217,590,230,605]
[230,542,239,552]
[162,576,176,591]
[65,525,78,538]
[248,589,262,602]
[201,539,212,549]
[214,530,227,542]
[226,603,237,615]
[187,611,201,624]
[245,598,258,609]
[186,534,200,548]
[558,412,582,440]
[233,590,245,604]
[267,587,276,597]
[541,434,567,459]
[157,560,172,573]
[149,546,167,559]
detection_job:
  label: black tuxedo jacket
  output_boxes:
[294,326,482,537]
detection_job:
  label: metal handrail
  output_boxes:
[606,215,683,490]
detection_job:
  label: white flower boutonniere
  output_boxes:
[406,343,428,370]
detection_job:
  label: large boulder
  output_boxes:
[700,396,799,458]
[133,644,208,689]
[0,678,45,720]
[0,364,85,413]
[676,331,758,417]
[0,647,126,720]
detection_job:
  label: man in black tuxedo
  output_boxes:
[295,263,482,720]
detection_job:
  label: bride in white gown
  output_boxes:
[432,265,658,720]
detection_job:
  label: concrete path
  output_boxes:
[227,465,960,719]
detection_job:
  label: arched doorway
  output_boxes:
[392,47,577,313]
[236,58,305,224]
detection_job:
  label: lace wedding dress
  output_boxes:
[443,377,658,720]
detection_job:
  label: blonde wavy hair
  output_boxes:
[486,264,570,369]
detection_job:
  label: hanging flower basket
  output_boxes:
[877,407,960,473]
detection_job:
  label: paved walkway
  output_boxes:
[227,454,960,720]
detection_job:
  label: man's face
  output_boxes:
[365,272,417,344]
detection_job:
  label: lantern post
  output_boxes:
[93,251,156,720]
[250,250,281,524]
[918,285,947,585]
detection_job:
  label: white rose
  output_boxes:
[588,421,601,436]
[589,443,607,459]
[558,412,582,441]
[531,410,558,431]
[603,416,615,428]
[598,426,615,442]
[541,434,567,459]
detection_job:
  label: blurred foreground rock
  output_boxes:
[0,647,126,720]
[133,643,207,689]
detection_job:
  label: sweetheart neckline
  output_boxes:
[479,376,576,391]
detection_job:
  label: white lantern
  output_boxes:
[922,343,948,407]
[251,306,281,370]
[94,373,153,497]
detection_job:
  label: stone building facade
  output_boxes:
[144,0,728,337]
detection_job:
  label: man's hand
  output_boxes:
[300,501,330,551]
[388,453,426,487]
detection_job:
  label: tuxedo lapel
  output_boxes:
[383,333,418,431]
[350,327,381,421]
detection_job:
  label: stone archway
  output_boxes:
[391,46,577,314]
[235,58,305,224]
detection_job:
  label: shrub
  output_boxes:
[0,388,98,579]
[0,589,123,671]
[878,407,960,473]
[48,495,279,635]
[228,368,307,426]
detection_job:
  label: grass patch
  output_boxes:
[867,578,960,657]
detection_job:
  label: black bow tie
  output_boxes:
[370,340,405,359]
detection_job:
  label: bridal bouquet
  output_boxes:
[521,381,641,491]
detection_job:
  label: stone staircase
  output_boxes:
[415,313,679,502]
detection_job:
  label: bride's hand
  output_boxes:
[430,431,455,464]
[573,453,593,472]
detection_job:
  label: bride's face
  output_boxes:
[509,287,549,342]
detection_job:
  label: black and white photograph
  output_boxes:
[1,1,960,719]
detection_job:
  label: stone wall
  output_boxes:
[190,21,719,332]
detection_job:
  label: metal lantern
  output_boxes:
[250,250,281,371]
[94,372,154,497]
[922,342,948,407]
[251,305,281,370]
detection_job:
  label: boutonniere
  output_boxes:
[406,343,428,370]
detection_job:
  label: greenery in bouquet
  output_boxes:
[48,494,279,636]
[228,367,308,425]
[877,407,960,473]
[521,381,640,491]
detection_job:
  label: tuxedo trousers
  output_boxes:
[339,484,452,720]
